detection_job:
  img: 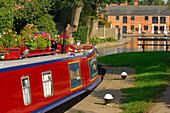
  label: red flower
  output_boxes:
[34,34,37,36]
[45,34,49,37]
[21,39,23,43]
[60,35,64,38]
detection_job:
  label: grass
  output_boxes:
[97,51,170,113]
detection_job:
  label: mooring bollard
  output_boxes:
[121,72,127,79]
[104,94,113,104]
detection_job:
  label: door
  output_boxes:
[123,26,127,34]
[160,26,164,32]
[154,26,158,34]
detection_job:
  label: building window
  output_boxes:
[116,16,119,20]
[144,25,148,30]
[42,71,53,98]
[145,16,148,20]
[160,17,166,24]
[152,17,158,24]
[131,16,135,20]
[115,25,119,29]
[131,25,134,31]
[169,26,170,31]
[123,16,127,24]
[21,76,31,106]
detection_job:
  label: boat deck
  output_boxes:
[0,51,90,69]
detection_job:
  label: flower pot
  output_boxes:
[4,46,26,60]
[0,53,6,60]
[27,48,51,57]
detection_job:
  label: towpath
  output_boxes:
[149,83,170,113]
[65,67,136,113]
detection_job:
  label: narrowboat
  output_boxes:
[0,48,101,113]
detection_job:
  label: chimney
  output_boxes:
[134,0,138,6]
[120,2,127,6]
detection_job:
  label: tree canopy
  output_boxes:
[0,0,168,43]
[138,0,166,5]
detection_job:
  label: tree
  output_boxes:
[34,14,58,35]
[151,0,165,5]
[14,0,55,34]
[167,0,170,5]
[85,0,125,42]
[138,0,166,5]
[0,0,15,32]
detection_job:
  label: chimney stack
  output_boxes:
[134,0,138,6]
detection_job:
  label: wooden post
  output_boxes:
[143,40,145,52]
[62,29,67,54]
[166,39,168,52]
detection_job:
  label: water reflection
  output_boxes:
[98,37,169,56]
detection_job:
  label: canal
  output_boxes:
[98,37,169,56]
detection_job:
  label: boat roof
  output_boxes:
[0,49,95,70]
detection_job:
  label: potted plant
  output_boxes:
[0,47,7,59]
[23,32,52,56]
[0,30,26,60]
[57,34,71,53]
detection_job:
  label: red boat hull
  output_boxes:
[0,48,100,113]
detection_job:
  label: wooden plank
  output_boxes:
[138,44,170,46]
[138,38,167,41]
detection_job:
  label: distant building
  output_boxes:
[101,0,170,34]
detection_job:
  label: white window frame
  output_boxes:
[21,76,31,106]
[42,71,53,98]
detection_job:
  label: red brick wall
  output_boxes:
[108,15,170,34]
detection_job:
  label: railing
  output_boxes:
[138,38,170,52]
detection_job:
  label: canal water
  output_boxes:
[98,37,169,56]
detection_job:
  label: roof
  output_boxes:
[108,5,170,16]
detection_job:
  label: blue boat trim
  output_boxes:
[0,49,96,73]
[6,49,19,51]
[87,48,96,56]
[0,58,67,73]
[31,76,102,113]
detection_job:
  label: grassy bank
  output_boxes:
[97,51,170,113]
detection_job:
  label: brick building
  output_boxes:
[102,0,170,34]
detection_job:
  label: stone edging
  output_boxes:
[96,38,130,49]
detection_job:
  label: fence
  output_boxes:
[96,25,122,39]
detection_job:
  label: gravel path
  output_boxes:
[149,83,170,113]
[65,67,135,113]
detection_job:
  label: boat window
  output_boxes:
[21,76,31,106]
[68,61,82,90]
[42,71,53,97]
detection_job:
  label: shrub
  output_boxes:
[34,14,58,36]
[107,37,117,42]
[0,30,21,48]
[89,35,100,44]
[72,26,88,44]
[105,22,112,28]
[0,47,7,53]
[23,32,51,50]
[21,24,38,37]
